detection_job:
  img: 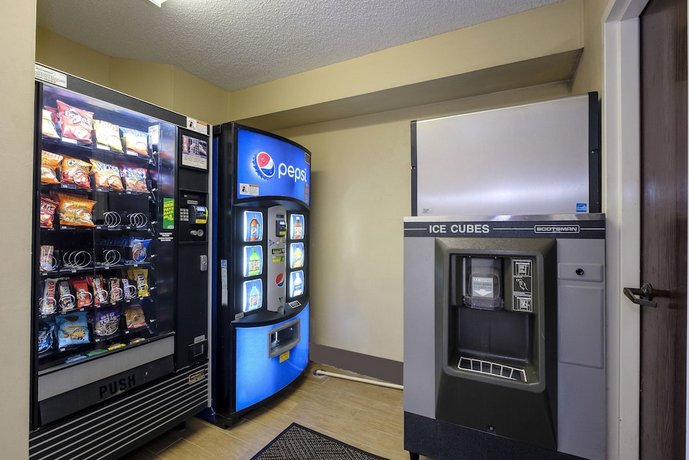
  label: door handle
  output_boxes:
[623,283,657,308]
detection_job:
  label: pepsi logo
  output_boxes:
[253,151,275,179]
[275,273,285,287]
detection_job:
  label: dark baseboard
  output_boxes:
[310,343,403,385]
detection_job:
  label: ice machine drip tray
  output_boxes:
[457,356,527,383]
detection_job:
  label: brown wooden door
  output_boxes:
[640,0,688,457]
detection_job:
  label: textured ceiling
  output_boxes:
[37,0,561,91]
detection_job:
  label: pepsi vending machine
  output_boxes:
[206,123,310,426]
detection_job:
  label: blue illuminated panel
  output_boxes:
[235,306,310,412]
[235,128,311,205]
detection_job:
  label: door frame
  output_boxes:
[604,0,689,458]
[603,1,647,459]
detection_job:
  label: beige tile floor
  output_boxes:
[121,362,419,460]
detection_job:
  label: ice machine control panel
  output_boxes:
[453,255,536,314]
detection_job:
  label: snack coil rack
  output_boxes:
[33,84,176,374]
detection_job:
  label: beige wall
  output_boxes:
[1,1,36,459]
[36,27,229,124]
[572,0,607,94]
[277,82,572,361]
[228,0,584,121]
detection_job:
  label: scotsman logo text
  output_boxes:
[254,152,307,183]
[534,225,580,233]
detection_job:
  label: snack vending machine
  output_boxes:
[30,66,210,459]
[205,123,310,426]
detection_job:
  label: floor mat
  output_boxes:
[251,422,388,460]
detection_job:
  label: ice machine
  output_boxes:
[403,215,606,459]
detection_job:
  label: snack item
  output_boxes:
[127,268,149,298]
[42,108,60,139]
[107,343,126,351]
[40,245,55,272]
[40,195,59,229]
[57,279,76,313]
[86,348,108,357]
[64,355,88,363]
[129,238,151,263]
[55,193,96,227]
[57,100,93,143]
[122,278,135,301]
[55,312,90,348]
[40,278,58,316]
[121,167,148,193]
[121,128,148,156]
[38,321,55,354]
[94,120,123,152]
[60,157,91,190]
[94,308,121,337]
[90,159,124,191]
[89,275,108,306]
[70,278,93,309]
[129,337,146,346]
[109,277,123,303]
[123,304,146,329]
[41,151,63,184]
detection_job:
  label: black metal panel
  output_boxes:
[38,356,174,426]
[176,243,209,369]
[588,92,602,213]
[29,363,208,460]
[231,301,308,327]
[404,412,583,460]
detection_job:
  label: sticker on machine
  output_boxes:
[279,351,290,363]
[239,183,259,196]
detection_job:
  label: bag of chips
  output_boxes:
[41,151,63,184]
[94,308,121,337]
[90,159,124,191]
[70,278,93,309]
[124,304,146,329]
[56,312,90,348]
[121,167,148,193]
[38,321,55,354]
[40,195,59,229]
[127,268,149,298]
[94,120,123,152]
[121,128,148,156]
[57,100,93,143]
[60,157,91,190]
[129,238,151,263]
[42,108,60,139]
[55,193,96,227]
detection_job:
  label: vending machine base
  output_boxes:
[404,412,581,460]
[28,362,208,460]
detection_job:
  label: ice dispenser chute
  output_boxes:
[437,238,557,449]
